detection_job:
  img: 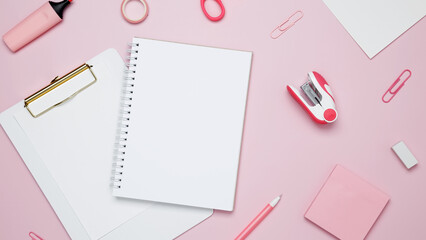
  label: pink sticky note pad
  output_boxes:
[305,165,389,240]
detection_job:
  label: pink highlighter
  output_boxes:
[3,0,72,52]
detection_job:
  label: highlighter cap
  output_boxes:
[49,0,72,19]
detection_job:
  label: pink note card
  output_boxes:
[305,165,389,240]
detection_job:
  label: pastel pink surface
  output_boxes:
[0,0,425,240]
[305,165,390,240]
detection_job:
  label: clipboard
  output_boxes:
[0,49,212,239]
[24,64,97,118]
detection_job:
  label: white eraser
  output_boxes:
[392,141,418,169]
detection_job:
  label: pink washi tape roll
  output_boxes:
[121,0,149,24]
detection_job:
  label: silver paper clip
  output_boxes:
[270,11,304,39]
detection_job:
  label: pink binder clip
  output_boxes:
[382,69,412,103]
[270,11,304,39]
[29,232,44,240]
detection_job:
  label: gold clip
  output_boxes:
[24,64,97,118]
[51,76,60,83]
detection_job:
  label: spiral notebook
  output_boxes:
[112,38,252,211]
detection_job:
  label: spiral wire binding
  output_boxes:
[111,42,139,189]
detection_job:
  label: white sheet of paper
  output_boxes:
[322,0,426,58]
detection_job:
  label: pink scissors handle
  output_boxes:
[201,0,225,21]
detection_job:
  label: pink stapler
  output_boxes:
[287,71,337,124]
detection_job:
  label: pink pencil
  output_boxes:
[235,195,281,240]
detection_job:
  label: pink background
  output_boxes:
[1,0,425,239]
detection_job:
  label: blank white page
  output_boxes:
[113,38,252,211]
[323,0,426,58]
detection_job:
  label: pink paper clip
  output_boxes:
[382,69,412,103]
[270,11,304,39]
[29,232,44,240]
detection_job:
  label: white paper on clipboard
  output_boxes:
[0,48,212,240]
